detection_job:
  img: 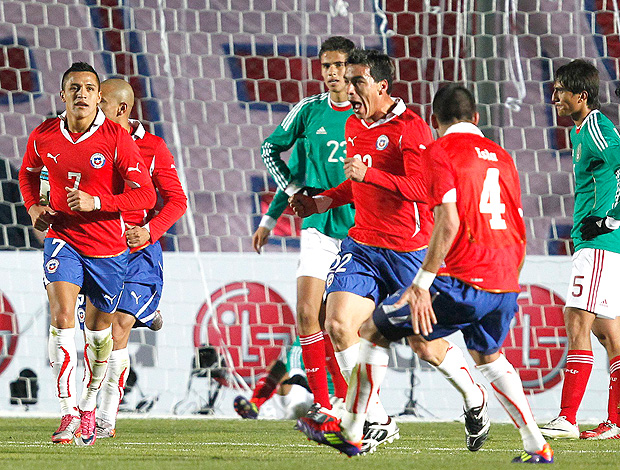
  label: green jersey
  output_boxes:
[571,110,620,253]
[260,92,355,239]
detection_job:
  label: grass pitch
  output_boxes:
[0,418,617,470]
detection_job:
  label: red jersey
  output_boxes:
[422,123,526,292]
[123,120,187,247]
[322,99,434,251]
[19,110,156,257]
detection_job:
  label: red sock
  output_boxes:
[560,349,594,424]
[251,360,287,408]
[323,332,348,399]
[300,331,331,408]
[608,355,620,424]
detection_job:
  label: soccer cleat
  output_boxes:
[74,408,97,446]
[464,385,490,451]
[51,414,81,444]
[148,310,163,331]
[234,396,259,419]
[296,404,340,440]
[298,416,361,457]
[579,420,620,440]
[95,417,116,439]
[539,415,579,439]
[511,443,554,464]
[360,417,400,454]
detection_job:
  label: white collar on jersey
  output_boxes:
[58,108,106,144]
[129,119,146,140]
[360,97,407,129]
[443,121,484,137]
[576,109,598,132]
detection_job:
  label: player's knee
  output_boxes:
[325,316,351,346]
[50,307,76,329]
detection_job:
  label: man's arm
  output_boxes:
[261,105,308,194]
[347,120,432,201]
[395,202,460,336]
[19,132,56,230]
[581,140,620,239]
[140,141,187,243]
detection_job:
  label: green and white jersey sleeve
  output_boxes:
[571,110,620,253]
[259,92,355,239]
[261,93,330,193]
[262,141,306,226]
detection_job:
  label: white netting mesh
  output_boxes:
[1,0,618,254]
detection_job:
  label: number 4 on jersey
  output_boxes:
[479,168,507,230]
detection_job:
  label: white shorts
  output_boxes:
[257,383,313,420]
[565,248,620,319]
[296,228,342,281]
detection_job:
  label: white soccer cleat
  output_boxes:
[360,417,400,454]
[95,417,116,439]
[51,414,81,444]
[579,420,620,440]
[540,415,579,439]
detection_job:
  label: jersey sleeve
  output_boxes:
[261,101,308,191]
[422,142,457,209]
[18,130,45,210]
[265,141,307,220]
[146,139,187,242]
[320,179,354,208]
[362,118,432,202]
[99,130,156,212]
[599,134,620,220]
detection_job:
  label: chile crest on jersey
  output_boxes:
[90,153,106,169]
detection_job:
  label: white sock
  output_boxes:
[435,341,483,410]
[97,348,130,427]
[79,326,113,412]
[477,354,547,452]
[48,325,78,417]
[335,341,360,382]
[342,339,390,442]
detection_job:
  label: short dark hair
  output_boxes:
[319,36,355,59]
[432,84,476,124]
[61,62,100,90]
[554,59,600,110]
[346,49,395,94]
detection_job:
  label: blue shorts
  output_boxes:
[116,242,163,328]
[43,238,128,314]
[325,237,429,304]
[77,242,163,329]
[373,277,518,355]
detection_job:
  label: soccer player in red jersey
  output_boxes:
[18,63,156,445]
[89,78,187,437]
[291,51,486,454]
[303,85,553,463]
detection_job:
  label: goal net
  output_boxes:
[0,0,617,419]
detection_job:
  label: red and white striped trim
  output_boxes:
[587,249,604,312]
[566,353,595,365]
[299,331,325,346]
[610,359,620,375]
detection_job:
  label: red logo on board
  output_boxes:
[194,282,296,378]
[0,290,18,376]
[502,284,567,394]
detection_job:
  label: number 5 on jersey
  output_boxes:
[479,168,507,230]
